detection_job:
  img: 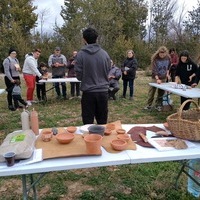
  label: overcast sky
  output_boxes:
[32,0,198,33]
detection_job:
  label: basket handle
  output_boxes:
[178,99,200,118]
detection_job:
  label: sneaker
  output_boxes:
[77,96,81,99]
[69,96,75,100]
[18,105,23,109]
[8,106,16,111]
[143,106,152,110]
[129,97,134,100]
[31,100,38,103]
[155,106,162,112]
[26,101,32,106]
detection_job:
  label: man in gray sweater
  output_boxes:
[75,28,110,124]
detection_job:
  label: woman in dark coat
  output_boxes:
[121,50,138,100]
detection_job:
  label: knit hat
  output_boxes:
[9,47,17,55]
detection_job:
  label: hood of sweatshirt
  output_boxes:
[81,43,101,55]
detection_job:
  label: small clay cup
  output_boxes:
[3,152,16,167]
[41,130,52,142]
[104,128,112,136]
[117,134,130,142]
[116,128,126,134]
[111,139,127,151]
[84,134,103,154]
[66,126,77,133]
[106,123,115,130]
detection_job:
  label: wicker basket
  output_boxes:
[167,99,200,141]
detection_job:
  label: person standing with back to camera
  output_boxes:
[75,27,110,125]
[3,48,21,111]
[121,50,138,100]
[144,46,171,112]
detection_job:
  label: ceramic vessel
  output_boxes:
[56,133,74,144]
[106,123,115,130]
[84,134,102,153]
[111,139,127,151]
[41,130,52,142]
[116,128,126,134]
[88,125,105,136]
[117,134,130,142]
[104,128,112,136]
[66,126,77,133]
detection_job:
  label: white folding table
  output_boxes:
[149,82,200,99]
[1,124,200,199]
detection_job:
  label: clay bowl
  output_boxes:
[117,134,130,142]
[116,128,126,134]
[111,139,127,151]
[41,130,52,142]
[56,133,74,144]
[106,123,115,130]
[104,128,112,136]
[88,125,105,136]
[66,126,77,133]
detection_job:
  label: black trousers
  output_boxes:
[4,76,20,107]
[36,83,46,100]
[12,95,27,108]
[70,82,80,96]
[81,92,108,125]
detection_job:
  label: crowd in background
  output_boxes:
[2,28,200,124]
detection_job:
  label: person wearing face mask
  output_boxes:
[3,47,21,111]
[175,50,198,110]
[144,46,171,112]
[121,50,138,100]
[23,49,43,106]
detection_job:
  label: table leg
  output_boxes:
[22,173,47,200]
[175,160,200,189]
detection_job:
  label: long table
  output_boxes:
[39,77,80,83]
[149,82,200,99]
[1,124,200,199]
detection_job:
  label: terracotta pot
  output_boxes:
[84,134,103,153]
[106,123,115,130]
[41,130,52,142]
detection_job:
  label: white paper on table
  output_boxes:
[0,149,43,169]
[148,137,196,151]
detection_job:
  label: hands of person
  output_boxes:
[156,79,162,84]
[191,83,197,88]
[124,71,127,75]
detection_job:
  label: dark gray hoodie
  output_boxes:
[75,44,110,92]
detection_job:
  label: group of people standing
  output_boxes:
[3,27,199,126]
[144,46,199,111]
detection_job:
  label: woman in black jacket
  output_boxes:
[121,50,138,100]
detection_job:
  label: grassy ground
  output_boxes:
[0,71,197,200]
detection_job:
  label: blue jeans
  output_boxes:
[122,79,134,97]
